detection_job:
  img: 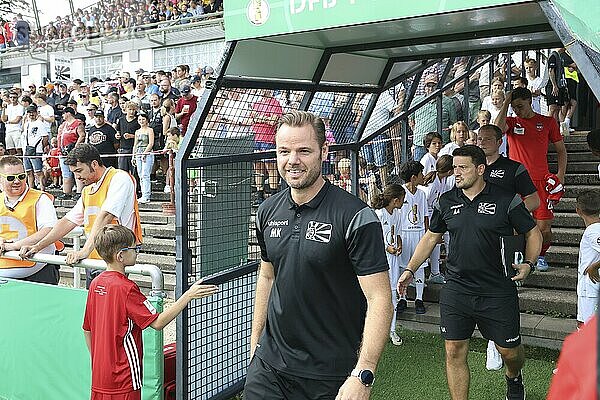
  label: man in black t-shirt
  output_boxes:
[87,111,118,169]
[244,111,392,399]
[560,50,578,133]
[398,145,542,400]
[478,124,540,212]
[545,48,569,124]
[115,102,139,175]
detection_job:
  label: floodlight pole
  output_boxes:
[31,0,42,35]
[68,0,75,14]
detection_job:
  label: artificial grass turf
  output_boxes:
[372,328,560,400]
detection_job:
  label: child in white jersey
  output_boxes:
[420,132,442,177]
[575,191,600,328]
[372,184,406,345]
[397,161,430,315]
[439,121,468,157]
[420,155,454,284]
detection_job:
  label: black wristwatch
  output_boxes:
[351,368,375,387]
[524,260,536,274]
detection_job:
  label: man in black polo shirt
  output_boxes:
[87,111,118,169]
[397,145,542,400]
[244,111,392,399]
[478,124,540,213]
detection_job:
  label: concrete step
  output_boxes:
[550,142,590,152]
[397,303,576,349]
[553,212,585,228]
[544,245,579,267]
[552,227,585,246]
[406,284,576,317]
[563,133,590,142]
[563,174,600,186]
[548,153,596,162]
[550,162,599,173]
[525,265,577,290]
[55,209,175,225]
[565,185,599,199]
[143,224,176,238]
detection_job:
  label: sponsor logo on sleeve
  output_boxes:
[143,299,157,315]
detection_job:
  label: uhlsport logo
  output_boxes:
[247,0,270,26]
[305,221,332,243]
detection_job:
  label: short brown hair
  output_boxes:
[277,111,326,147]
[0,155,24,170]
[576,190,600,217]
[94,225,136,263]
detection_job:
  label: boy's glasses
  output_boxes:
[120,245,142,254]
[0,173,27,182]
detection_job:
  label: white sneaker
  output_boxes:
[486,340,503,371]
[163,185,171,193]
[390,331,403,346]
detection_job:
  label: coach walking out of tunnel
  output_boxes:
[244,111,393,400]
[0,156,59,284]
[397,145,542,400]
[19,144,142,287]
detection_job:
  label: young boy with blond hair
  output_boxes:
[83,225,218,399]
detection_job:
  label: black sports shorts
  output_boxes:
[244,356,346,400]
[439,288,521,348]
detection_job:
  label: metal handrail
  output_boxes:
[2,250,164,295]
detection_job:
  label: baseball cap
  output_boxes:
[26,105,38,113]
[67,99,78,106]
[191,75,201,84]
[73,79,83,85]
[94,110,105,117]
[201,65,214,75]
[63,106,76,115]
[135,68,146,75]
[181,85,191,95]
[45,83,55,91]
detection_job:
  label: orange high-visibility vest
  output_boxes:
[82,167,143,259]
[0,188,55,268]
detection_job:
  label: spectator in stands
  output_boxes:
[0,156,59,284]
[482,89,505,125]
[0,20,7,50]
[33,94,56,133]
[57,107,85,200]
[67,99,86,123]
[14,14,30,46]
[106,92,123,128]
[158,77,180,101]
[22,105,50,192]
[495,87,568,272]
[129,80,150,110]
[409,74,453,161]
[512,76,528,89]
[142,71,160,95]
[1,91,24,155]
[20,143,143,287]
[545,48,569,124]
[173,65,191,91]
[190,75,204,98]
[88,110,119,169]
[53,83,70,122]
[439,121,468,157]
[116,101,140,176]
[39,84,56,107]
[132,112,155,203]
[175,85,197,136]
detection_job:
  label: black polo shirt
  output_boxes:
[430,183,536,297]
[484,156,536,197]
[255,180,388,380]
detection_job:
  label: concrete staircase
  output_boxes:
[400,133,598,347]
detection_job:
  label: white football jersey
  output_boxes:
[398,184,429,232]
[375,207,400,247]
[578,222,600,297]
[420,153,437,175]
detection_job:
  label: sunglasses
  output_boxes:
[120,244,142,254]
[0,173,27,182]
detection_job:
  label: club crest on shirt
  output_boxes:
[477,202,497,215]
[536,122,544,131]
[305,221,332,243]
[408,204,419,225]
[489,169,505,179]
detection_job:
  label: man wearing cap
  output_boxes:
[67,99,86,123]
[175,85,197,135]
[22,105,50,191]
[190,75,204,98]
[39,84,56,107]
[87,110,118,169]
[52,83,70,123]
[409,74,454,161]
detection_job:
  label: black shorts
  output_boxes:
[244,356,345,400]
[23,264,60,285]
[545,85,569,106]
[566,79,578,101]
[439,289,521,348]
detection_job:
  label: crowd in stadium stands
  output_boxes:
[0,0,223,49]
[0,64,215,203]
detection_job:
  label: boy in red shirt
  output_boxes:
[83,225,218,400]
[495,87,568,271]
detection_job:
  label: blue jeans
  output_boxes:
[136,153,154,201]
[361,135,388,167]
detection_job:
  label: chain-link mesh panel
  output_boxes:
[185,266,258,399]
[582,42,600,77]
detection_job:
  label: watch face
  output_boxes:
[359,370,375,385]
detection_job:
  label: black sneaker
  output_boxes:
[396,299,407,313]
[57,193,72,200]
[72,193,81,201]
[415,299,426,314]
[505,373,525,400]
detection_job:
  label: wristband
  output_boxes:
[406,269,415,278]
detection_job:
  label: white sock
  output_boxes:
[564,117,571,128]
[415,266,425,300]
[430,244,441,275]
